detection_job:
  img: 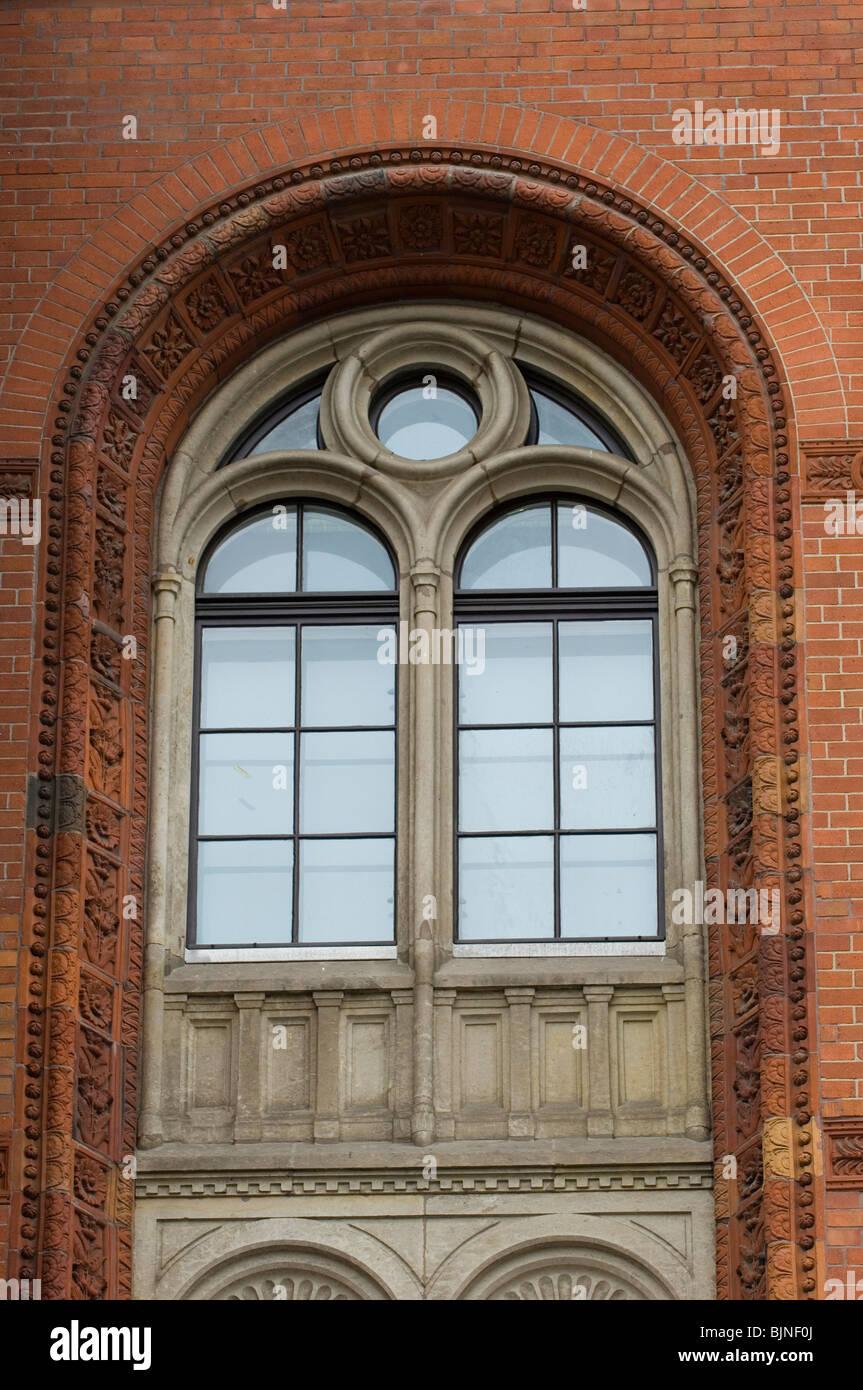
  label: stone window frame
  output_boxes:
[151,303,700,979]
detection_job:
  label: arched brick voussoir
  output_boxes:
[0,102,842,444]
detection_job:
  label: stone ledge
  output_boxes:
[135,1136,714,1197]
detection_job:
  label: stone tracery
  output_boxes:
[13,143,813,1301]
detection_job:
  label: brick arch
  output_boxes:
[1,102,843,443]
[13,142,818,1303]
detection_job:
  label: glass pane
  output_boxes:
[247,395,320,455]
[560,726,655,830]
[202,509,297,593]
[301,626,395,727]
[376,385,478,460]
[560,833,658,938]
[460,505,551,590]
[558,504,651,588]
[298,838,394,943]
[199,733,294,836]
[196,839,293,945]
[458,836,554,940]
[300,730,394,834]
[458,622,552,726]
[302,508,395,592]
[533,390,610,451]
[559,620,653,723]
[459,728,553,832]
[200,627,295,729]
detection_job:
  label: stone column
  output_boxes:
[161,992,187,1143]
[662,982,687,1134]
[410,562,440,1146]
[583,985,614,1137]
[139,570,181,1149]
[671,559,710,1139]
[312,990,343,1142]
[233,992,265,1142]
[433,989,457,1140]
[391,988,414,1141]
[505,987,535,1138]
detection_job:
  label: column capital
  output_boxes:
[583,984,615,1003]
[409,559,441,589]
[152,568,182,597]
[152,569,182,619]
[669,557,698,586]
[233,992,266,1008]
[312,990,345,1007]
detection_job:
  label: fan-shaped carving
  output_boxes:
[185,1246,390,1301]
[461,1243,673,1301]
[496,1271,633,1300]
[222,1272,356,1301]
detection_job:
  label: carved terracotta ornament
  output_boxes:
[10,144,820,1300]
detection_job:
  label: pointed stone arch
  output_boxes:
[13,139,817,1302]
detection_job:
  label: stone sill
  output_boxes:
[165,952,684,994]
[136,1134,713,1177]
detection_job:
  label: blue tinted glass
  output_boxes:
[558,504,651,587]
[203,509,297,594]
[246,395,320,456]
[533,389,610,450]
[298,839,394,943]
[377,386,478,460]
[302,508,395,591]
[460,505,551,590]
[458,836,554,941]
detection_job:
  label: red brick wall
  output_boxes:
[0,494,37,1265]
[1,0,862,1295]
[803,494,863,1288]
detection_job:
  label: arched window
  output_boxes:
[454,498,661,943]
[521,369,630,455]
[191,502,398,947]
[224,373,328,462]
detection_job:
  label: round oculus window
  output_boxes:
[372,377,480,460]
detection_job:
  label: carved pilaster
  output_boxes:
[312,991,343,1142]
[390,989,414,1141]
[583,985,614,1137]
[505,987,535,1138]
[433,989,457,1140]
[233,993,265,1142]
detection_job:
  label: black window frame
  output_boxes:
[453,494,664,946]
[189,499,399,950]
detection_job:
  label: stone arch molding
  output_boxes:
[425,1215,683,1301]
[2,102,842,436]
[16,138,817,1304]
[156,1219,420,1301]
[153,1215,678,1302]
